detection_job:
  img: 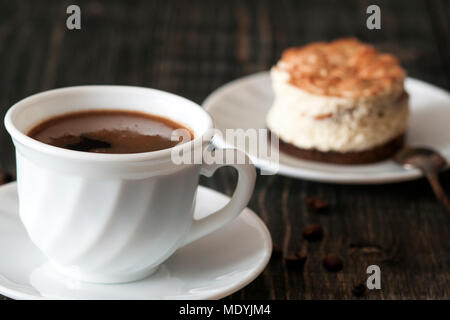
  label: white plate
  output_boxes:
[204,72,450,184]
[0,182,271,300]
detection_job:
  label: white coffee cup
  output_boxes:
[4,86,256,283]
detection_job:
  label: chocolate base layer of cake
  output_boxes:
[271,132,405,165]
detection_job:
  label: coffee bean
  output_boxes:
[323,254,343,272]
[306,196,329,212]
[0,171,13,186]
[302,223,323,241]
[271,243,283,259]
[284,252,307,268]
[352,283,366,297]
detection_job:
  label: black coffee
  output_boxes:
[27,110,194,154]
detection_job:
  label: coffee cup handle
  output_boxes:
[180,149,256,246]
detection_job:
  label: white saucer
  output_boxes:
[204,72,450,184]
[0,182,271,300]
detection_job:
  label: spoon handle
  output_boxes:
[424,172,450,212]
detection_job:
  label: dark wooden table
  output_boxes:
[0,0,449,300]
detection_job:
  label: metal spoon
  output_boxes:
[394,147,450,212]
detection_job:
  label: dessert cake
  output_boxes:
[266,38,409,164]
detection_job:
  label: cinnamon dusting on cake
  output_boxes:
[278,38,405,98]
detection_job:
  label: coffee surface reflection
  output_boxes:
[28,110,193,153]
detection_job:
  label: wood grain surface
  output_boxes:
[0,0,449,300]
